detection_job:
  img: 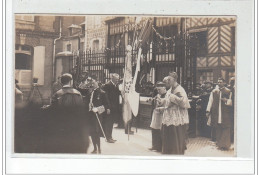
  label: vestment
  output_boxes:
[161,84,190,154]
[207,87,232,149]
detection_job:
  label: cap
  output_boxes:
[61,73,72,80]
[156,81,166,87]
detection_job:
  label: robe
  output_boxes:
[207,87,232,149]
[161,84,190,154]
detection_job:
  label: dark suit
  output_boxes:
[102,81,121,139]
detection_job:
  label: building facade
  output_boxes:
[15,15,61,103]
[185,17,236,84]
[52,16,236,90]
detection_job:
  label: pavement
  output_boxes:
[87,126,235,157]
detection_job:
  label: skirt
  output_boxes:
[161,124,188,155]
[216,124,231,149]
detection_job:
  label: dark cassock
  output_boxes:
[228,82,235,143]
[206,87,232,149]
[160,84,190,155]
[87,87,110,153]
[41,85,89,153]
[102,80,121,140]
[196,89,212,138]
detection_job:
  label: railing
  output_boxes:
[73,34,198,96]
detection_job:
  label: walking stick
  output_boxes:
[128,122,130,141]
[94,112,108,142]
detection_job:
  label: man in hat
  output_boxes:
[102,73,121,143]
[43,73,89,153]
[149,81,167,152]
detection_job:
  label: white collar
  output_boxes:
[63,85,70,88]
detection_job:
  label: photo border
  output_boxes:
[3,0,256,174]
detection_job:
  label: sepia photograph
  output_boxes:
[14,15,236,157]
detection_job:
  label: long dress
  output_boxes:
[161,84,190,155]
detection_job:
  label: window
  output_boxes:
[191,31,208,56]
[109,34,124,49]
[93,40,99,51]
[15,45,33,70]
[15,53,32,70]
[21,45,31,51]
[156,25,178,53]
[198,70,213,84]
[67,44,72,51]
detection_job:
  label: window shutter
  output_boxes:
[33,46,45,85]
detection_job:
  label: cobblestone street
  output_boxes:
[87,126,235,157]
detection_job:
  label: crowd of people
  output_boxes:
[15,70,235,154]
